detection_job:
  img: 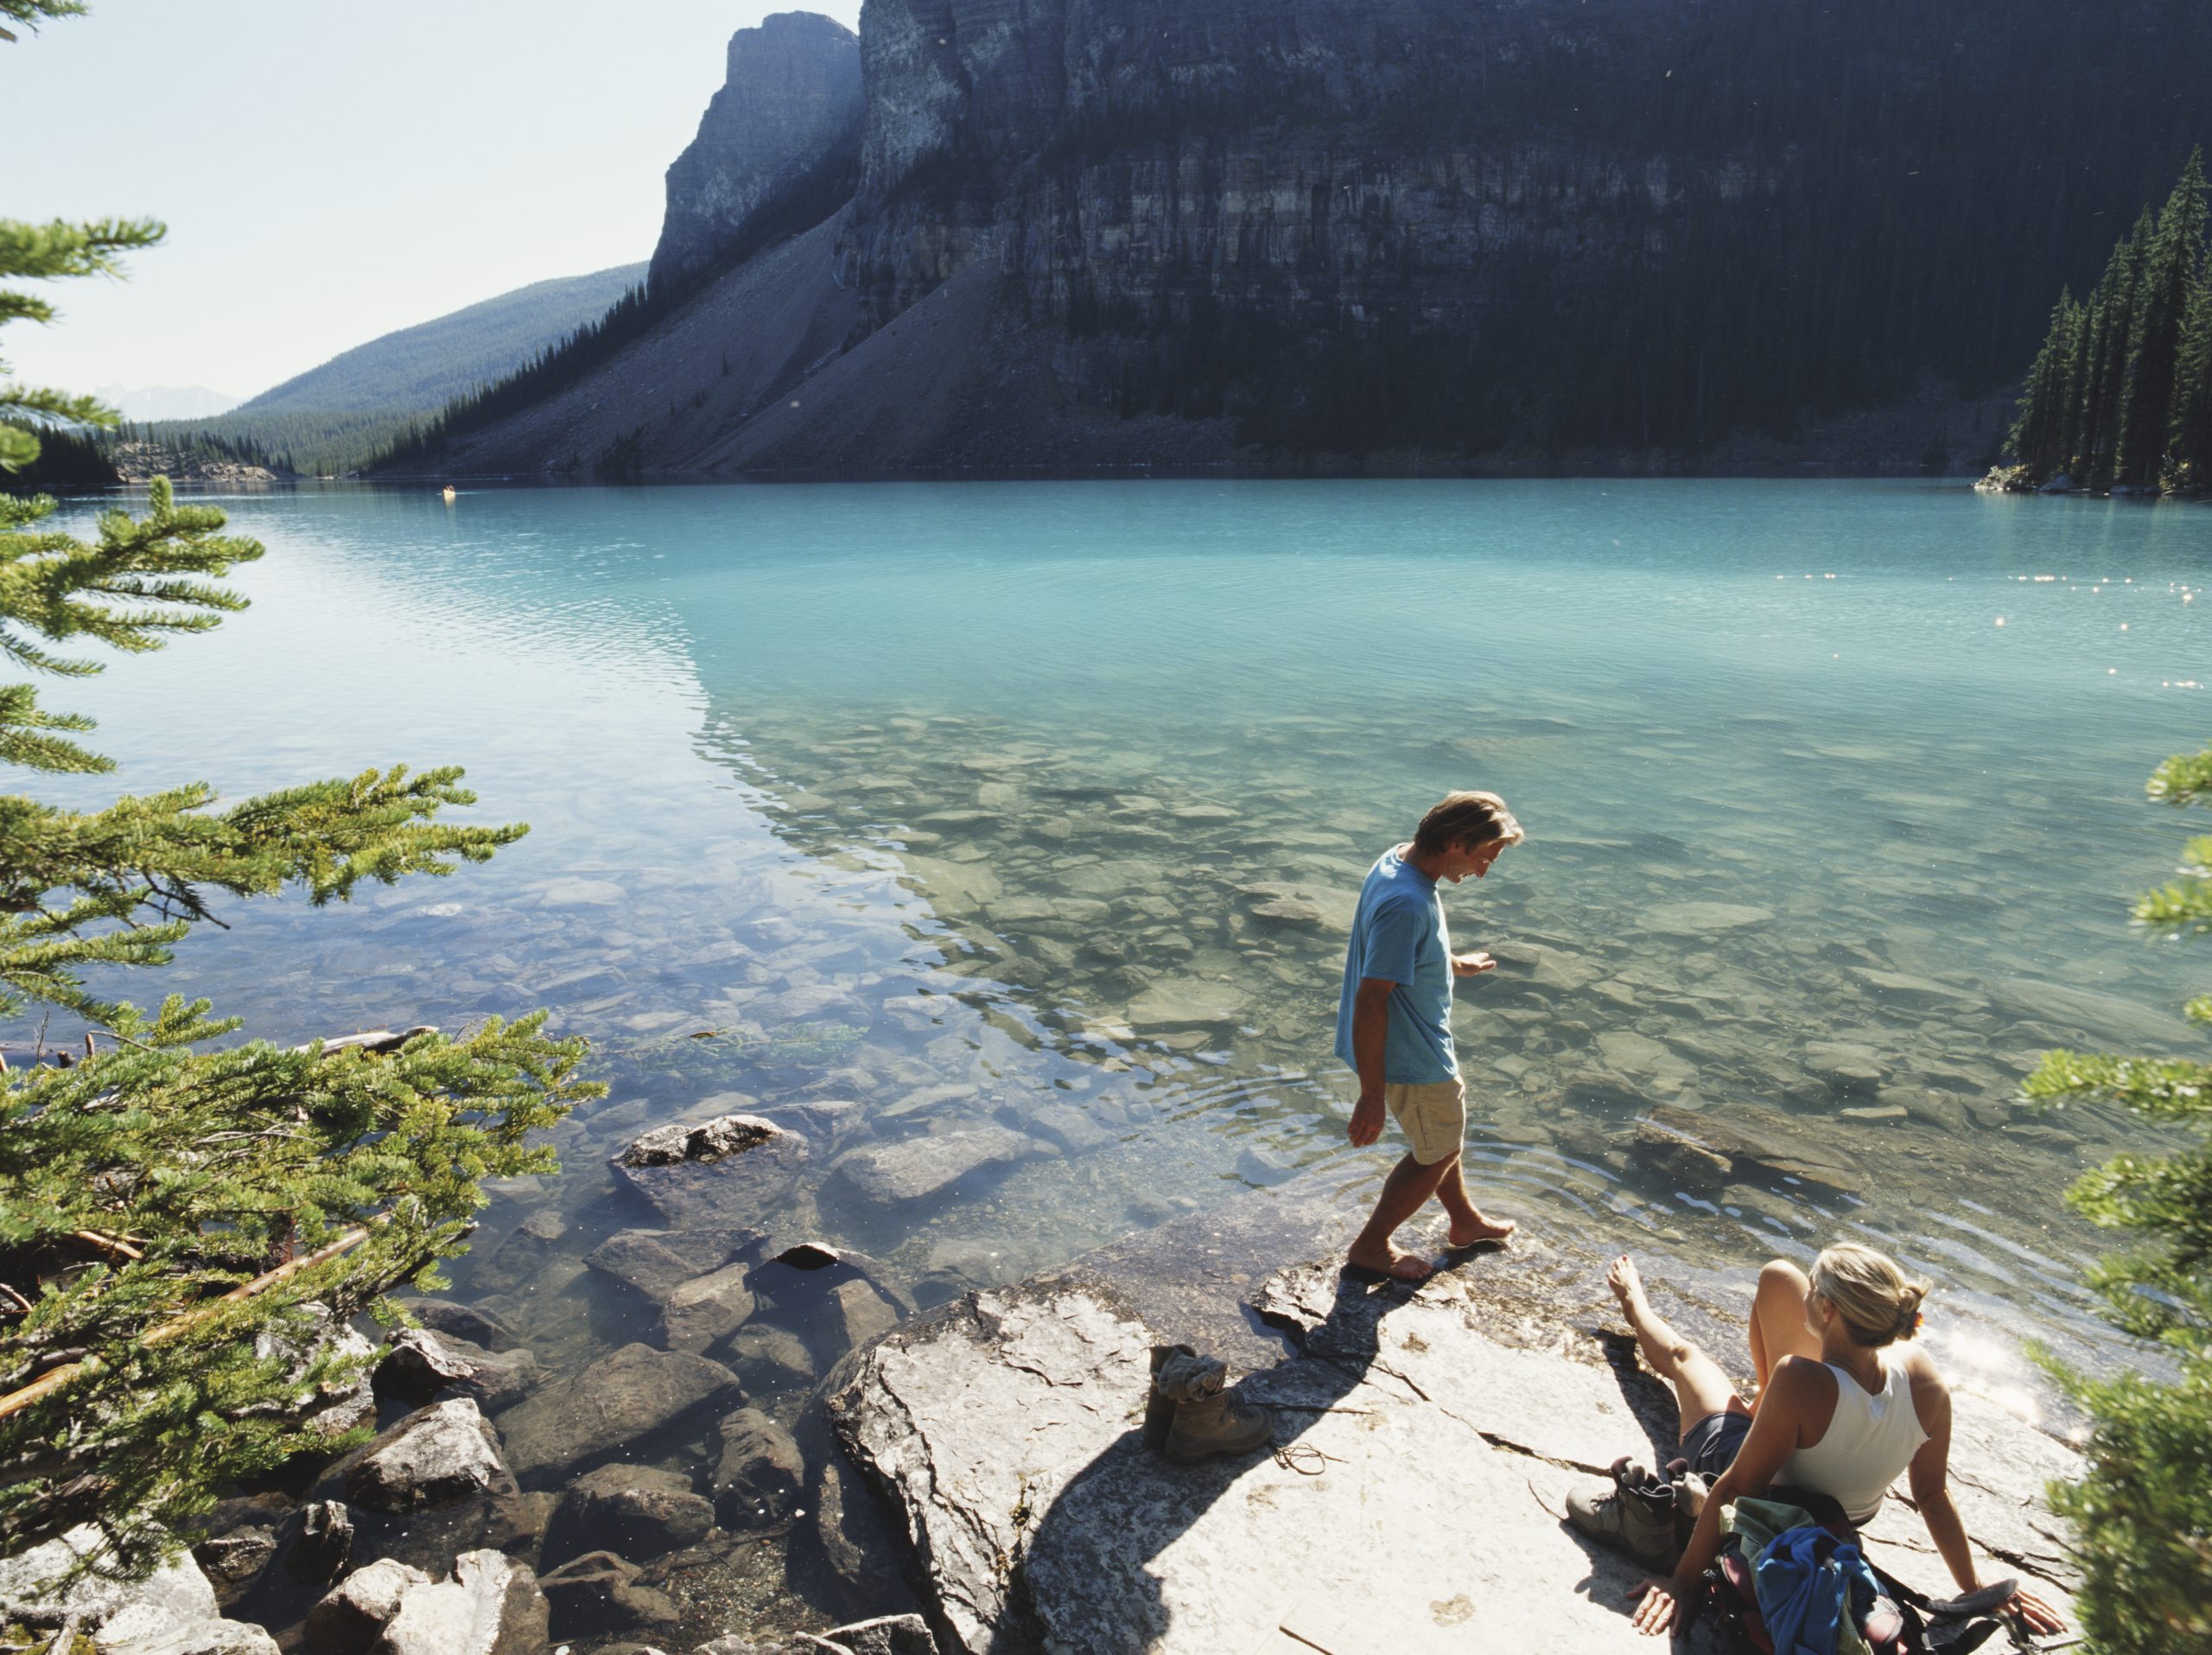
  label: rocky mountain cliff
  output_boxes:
[646,11,863,301]
[394,0,2212,476]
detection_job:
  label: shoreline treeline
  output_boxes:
[2001,151,2212,494]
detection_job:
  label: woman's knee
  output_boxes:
[1758,1258,1811,1303]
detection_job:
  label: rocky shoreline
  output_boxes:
[830,1173,2083,1655]
[0,1129,2087,1654]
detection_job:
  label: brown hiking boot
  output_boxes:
[1154,1349,1274,1465]
[1566,1455,1679,1573]
[1142,1342,1194,1452]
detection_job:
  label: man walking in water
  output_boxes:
[1338,791,1522,1281]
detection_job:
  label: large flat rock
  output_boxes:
[831,1183,2082,1655]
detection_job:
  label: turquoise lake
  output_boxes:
[41,479,2212,1427]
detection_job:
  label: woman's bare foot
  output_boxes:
[1346,1243,1436,1282]
[1608,1253,1651,1317]
[1446,1212,1516,1247]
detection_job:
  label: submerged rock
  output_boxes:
[713,1406,807,1525]
[404,1297,520,1353]
[659,1258,760,1353]
[537,1550,681,1636]
[613,1114,810,1226]
[499,1342,741,1487]
[588,1225,765,1308]
[827,1125,1037,1206]
[1631,1104,1858,1198]
[469,1207,567,1294]
[809,1615,937,1655]
[543,1463,716,1567]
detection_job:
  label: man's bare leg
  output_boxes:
[1433,1151,1517,1246]
[1348,1153,1451,1280]
[1607,1255,1745,1440]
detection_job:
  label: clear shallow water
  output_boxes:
[32,478,2212,1624]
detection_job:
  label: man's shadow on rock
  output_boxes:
[1004,1257,1477,1655]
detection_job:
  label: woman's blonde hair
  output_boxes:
[1811,1242,1930,1347]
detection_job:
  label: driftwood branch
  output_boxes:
[291,1027,436,1057]
[0,1225,372,1423]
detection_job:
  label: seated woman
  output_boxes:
[1602,1244,2067,1638]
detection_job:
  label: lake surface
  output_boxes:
[36,477,2212,1634]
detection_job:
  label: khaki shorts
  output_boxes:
[1385,1077,1466,1166]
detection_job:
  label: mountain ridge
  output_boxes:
[380,0,2211,477]
[240,263,646,415]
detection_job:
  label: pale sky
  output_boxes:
[7,0,862,400]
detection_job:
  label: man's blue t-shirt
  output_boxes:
[1334,846,1456,1085]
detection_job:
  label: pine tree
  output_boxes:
[0,8,599,1569]
[2026,742,2212,1654]
[2006,290,2078,481]
[2077,217,2152,491]
[2116,150,2208,487]
[2169,239,2212,492]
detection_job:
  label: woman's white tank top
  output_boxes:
[1778,1355,1930,1522]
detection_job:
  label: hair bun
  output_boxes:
[1894,1286,1929,1340]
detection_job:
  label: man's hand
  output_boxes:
[1451,950,1497,978]
[1348,1090,1387,1148]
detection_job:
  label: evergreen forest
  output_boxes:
[2001,152,2212,493]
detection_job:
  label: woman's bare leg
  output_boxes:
[1608,1256,1745,1442]
[1750,1259,1822,1393]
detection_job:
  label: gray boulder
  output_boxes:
[499,1342,741,1487]
[342,1397,518,1513]
[247,1302,377,1440]
[374,1549,549,1655]
[537,1550,680,1636]
[543,1463,716,1568]
[283,1499,354,1583]
[304,1558,431,1655]
[377,1327,539,1413]
[826,1127,1037,1206]
[712,1406,806,1526]
[0,1524,280,1655]
[613,1115,809,1227]
[190,1526,275,1596]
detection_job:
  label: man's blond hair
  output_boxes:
[1412,791,1523,856]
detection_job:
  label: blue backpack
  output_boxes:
[1700,1493,2018,1655]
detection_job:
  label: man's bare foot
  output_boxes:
[1608,1254,1650,1316]
[1346,1244,1436,1283]
[1446,1213,1516,1248]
